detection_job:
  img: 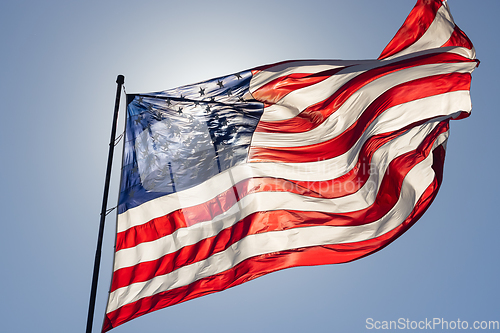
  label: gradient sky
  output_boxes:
[1,1,498,332]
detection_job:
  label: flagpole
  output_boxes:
[86,75,125,333]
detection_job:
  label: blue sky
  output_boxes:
[1,0,498,332]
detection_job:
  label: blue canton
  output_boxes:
[119,70,264,213]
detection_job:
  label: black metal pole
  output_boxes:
[86,75,125,333]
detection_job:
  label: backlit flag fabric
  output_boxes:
[103,0,478,331]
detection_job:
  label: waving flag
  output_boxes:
[103,0,478,331]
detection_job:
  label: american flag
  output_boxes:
[103,0,478,331]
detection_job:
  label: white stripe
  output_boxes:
[113,124,447,270]
[385,5,455,60]
[441,45,475,61]
[116,117,449,233]
[107,138,444,313]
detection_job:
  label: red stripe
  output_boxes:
[441,26,474,49]
[110,121,448,292]
[378,0,443,60]
[451,110,471,121]
[103,144,445,332]
[249,72,470,163]
[115,107,452,252]
[254,52,473,134]
[251,66,349,104]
